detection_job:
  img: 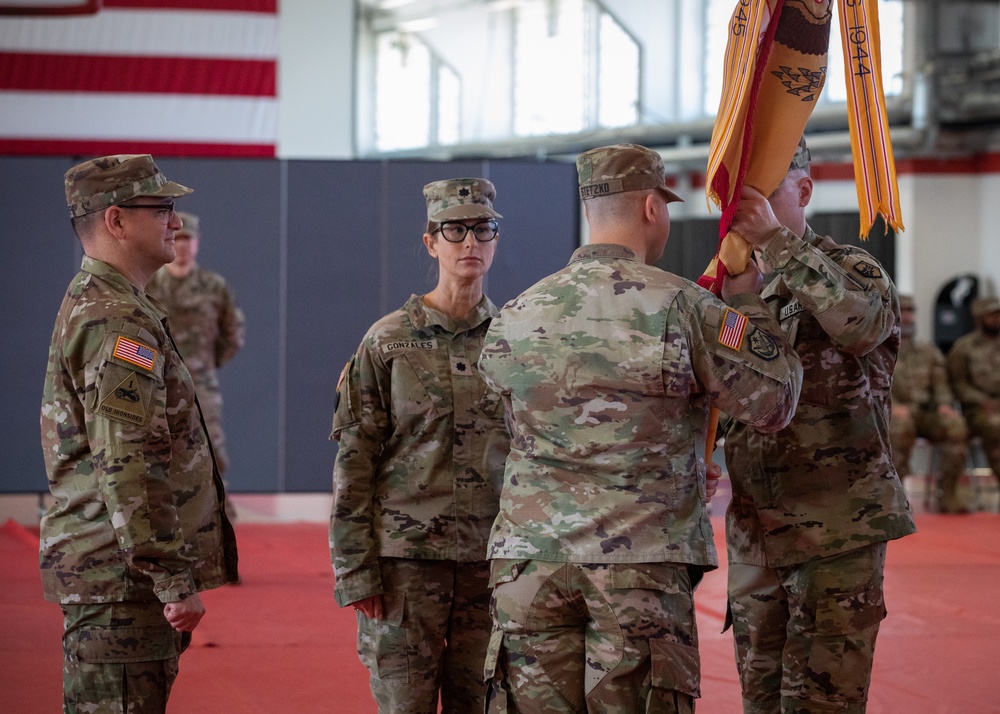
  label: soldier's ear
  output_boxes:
[642,192,658,224]
[104,205,128,240]
[422,232,437,258]
[798,176,814,208]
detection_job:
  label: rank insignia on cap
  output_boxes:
[853,261,882,280]
[719,307,749,351]
[113,336,157,371]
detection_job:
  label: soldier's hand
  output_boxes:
[721,259,763,300]
[352,594,384,620]
[892,403,912,420]
[163,593,206,632]
[730,186,781,246]
[938,404,958,418]
[983,398,1000,415]
[705,462,723,503]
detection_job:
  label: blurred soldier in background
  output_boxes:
[947,296,1000,491]
[148,211,245,517]
[890,295,970,513]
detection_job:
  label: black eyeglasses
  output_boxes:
[118,202,176,217]
[435,220,499,243]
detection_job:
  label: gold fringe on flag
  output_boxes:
[838,0,904,236]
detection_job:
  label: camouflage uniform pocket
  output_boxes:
[649,638,700,709]
[482,627,512,714]
[356,610,410,681]
[65,624,182,663]
[488,558,525,588]
[814,585,886,637]
[800,581,886,704]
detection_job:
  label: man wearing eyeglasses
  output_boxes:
[40,154,238,713]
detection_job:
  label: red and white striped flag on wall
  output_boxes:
[0,0,278,157]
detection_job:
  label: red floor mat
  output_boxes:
[2,515,998,713]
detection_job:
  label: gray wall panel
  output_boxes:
[284,160,384,492]
[487,161,580,304]
[3,157,82,494]
[1,156,580,494]
[155,158,283,494]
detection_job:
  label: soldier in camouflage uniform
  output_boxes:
[40,154,239,714]
[147,212,245,516]
[947,296,1000,488]
[478,144,802,713]
[329,178,510,713]
[889,295,970,513]
[722,138,916,714]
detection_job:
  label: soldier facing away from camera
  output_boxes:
[478,143,802,713]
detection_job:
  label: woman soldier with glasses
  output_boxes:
[329,178,510,713]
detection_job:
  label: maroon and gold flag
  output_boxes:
[699,0,904,458]
[699,0,833,295]
[699,0,904,295]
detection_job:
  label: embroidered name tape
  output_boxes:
[719,307,749,351]
[113,336,157,371]
[382,340,437,352]
[780,300,806,321]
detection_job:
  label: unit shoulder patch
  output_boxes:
[852,261,883,280]
[748,328,779,361]
[97,367,154,425]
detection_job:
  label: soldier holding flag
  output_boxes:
[722,139,915,713]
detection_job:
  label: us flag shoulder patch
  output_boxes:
[718,307,749,351]
[113,336,157,371]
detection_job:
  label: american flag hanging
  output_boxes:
[0,0,278,157]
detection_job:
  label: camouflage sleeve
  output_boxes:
[761,227,896,356]
[214,281,245,368]
[329,346,390,607]
[683,290,802,433]
[947,340,987,407]
[86,322,198,603]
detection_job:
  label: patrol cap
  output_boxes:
[175,211,200,237]
[576,143,683,203]
[898,294,916,311]
[972,296,1000,318]
[790,136,811,171]
[423,178,502,222]
[65,154,192,219]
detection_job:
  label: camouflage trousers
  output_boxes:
[965,409,1000,486]
[60,600,189,714]
[356,558,492,714]
[889,407,969,511]
[486,560,701,714]
[726,543,887,714]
